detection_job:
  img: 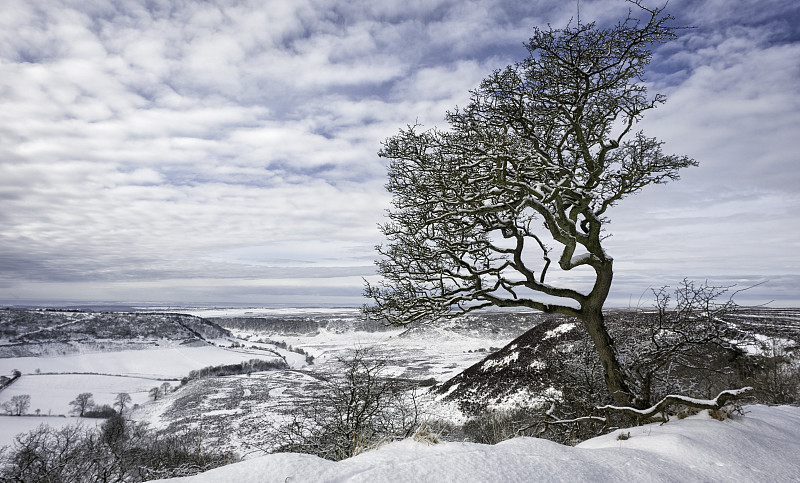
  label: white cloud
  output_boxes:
[1,0,798,306]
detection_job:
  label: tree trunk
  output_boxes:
[580,308,632,407]
[581,260,632,407]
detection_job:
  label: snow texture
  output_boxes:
[542,323,576,340]
[155,404,800,482]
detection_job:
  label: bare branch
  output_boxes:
[598,387,753,420]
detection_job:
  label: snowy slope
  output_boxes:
[154,405,800,483]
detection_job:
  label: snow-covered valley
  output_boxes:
[1,307,799,481]
[0,307,535,452]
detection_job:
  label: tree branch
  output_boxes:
[597,387,753,420]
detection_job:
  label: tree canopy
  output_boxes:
[364,3,696,407]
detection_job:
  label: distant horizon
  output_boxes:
[3,293,797,312]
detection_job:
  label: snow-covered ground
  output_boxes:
[260,326,494,382]
[0,373,156,418]
[4,307,797,480]
[0,345,285,379]
[0,310,503,455]
[0,343,292,445]
[155,405,800,482]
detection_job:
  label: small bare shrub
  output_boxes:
[273,347,425,461]
[462,409,538,445]
[676,406,700,420]
[412,423,441,445]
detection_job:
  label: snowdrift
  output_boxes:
[156,404,800,482]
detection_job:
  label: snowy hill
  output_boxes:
[208,308,543,340]
[435,308,800,415]
[433,315,578,414]
[154,404,800,482]
[0,309,230,357]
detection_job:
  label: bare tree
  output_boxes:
[364,3,695,407]
[275,348,423,460]
[616,280,748,408]
[69,392,95,417]
[114,392,132,415]
[3,394,31,416]
[0,416,236,481]
[0,423,89,481]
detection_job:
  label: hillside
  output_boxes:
[433,315,580,414]
[0,309,295,436]
[434,308,800,415]
[154,404,800,482]
[0,309,230,357]
[209,309,544,339]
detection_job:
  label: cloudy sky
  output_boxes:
[1,0,798,308]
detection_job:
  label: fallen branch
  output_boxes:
[597,387,753,421]
[543,415,607,425]
[517,407,609,439]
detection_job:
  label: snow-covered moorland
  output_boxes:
[2,307,799,481]
[156,404,800,482]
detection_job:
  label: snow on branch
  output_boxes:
[597,387,753,420]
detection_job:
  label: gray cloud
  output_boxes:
[1,0,798,306]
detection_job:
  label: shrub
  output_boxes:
[186,358,287,381]
[83,404,117,418]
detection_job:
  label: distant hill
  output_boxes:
[0,309,230,357]
[211,309,547,339]
[209,313,390,335]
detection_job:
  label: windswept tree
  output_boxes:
[364,3,695,407]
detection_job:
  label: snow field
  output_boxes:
[0,344,288,447]
[0,373,158,417]
[0,345,285,378]
[269,326,503,382]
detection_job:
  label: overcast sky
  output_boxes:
[1,0,798,308]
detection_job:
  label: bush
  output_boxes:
[462,409,533,445]
[83,404,117,418]
[186,358,287,381]
[747,343,800,404]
